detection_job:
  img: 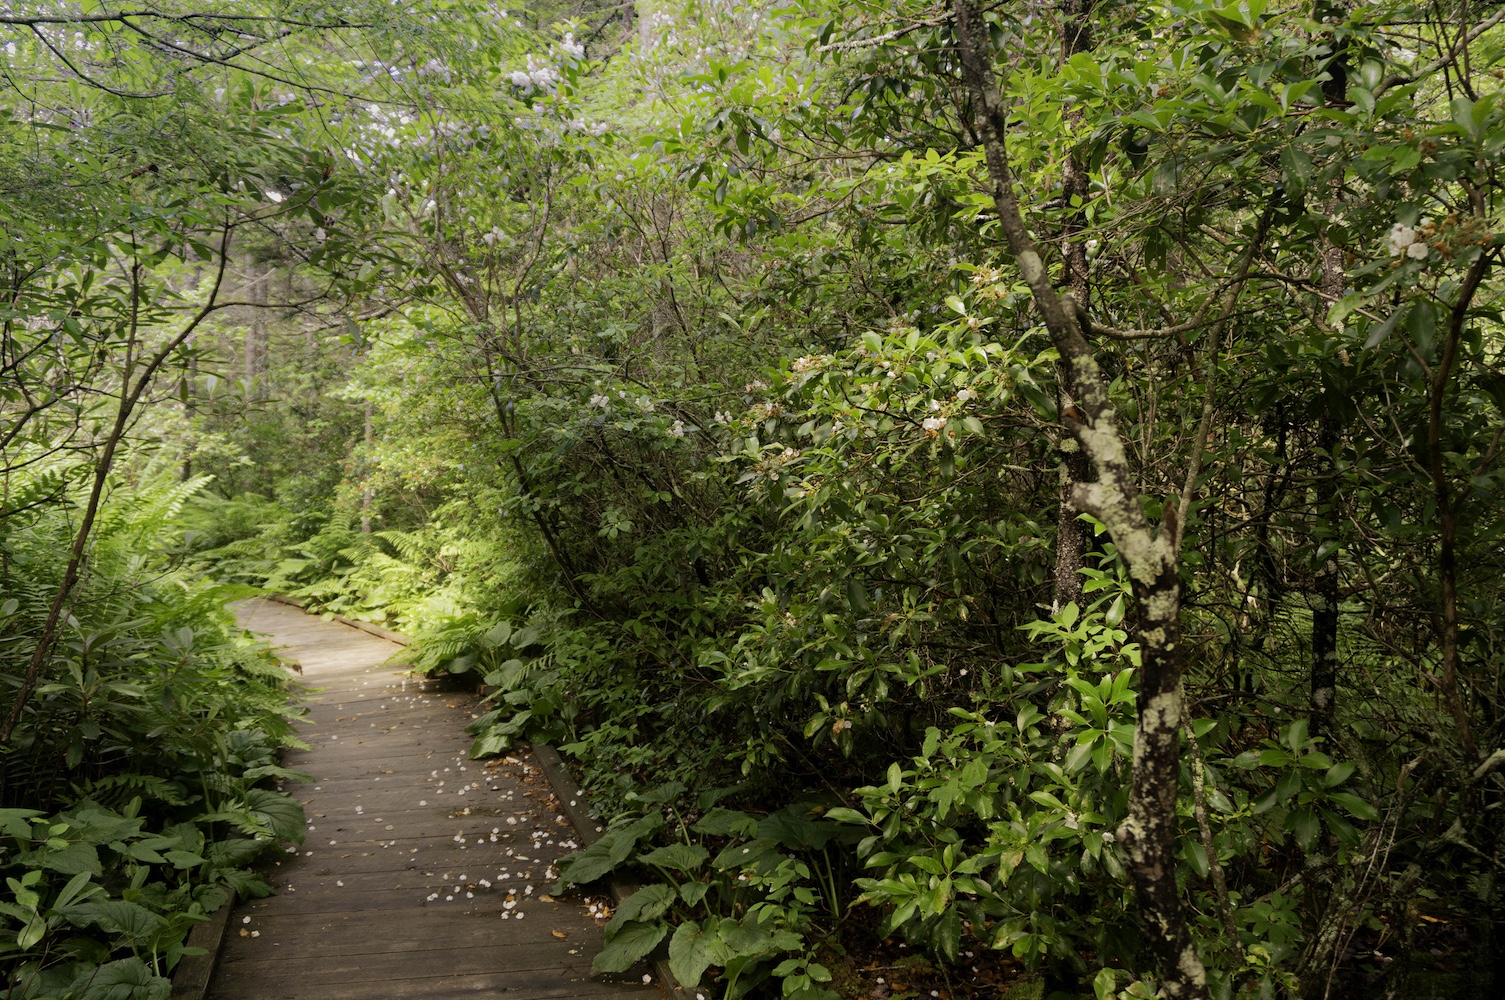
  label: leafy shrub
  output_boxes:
[1,474,307,996]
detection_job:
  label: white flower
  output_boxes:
[507,70,531,87]
[560,33,585,58]
[589,394,610,408]
[713,410,731,424]
[1388,223,1417,256]
[1406,241,1430,260]
[314,227,327,242]
[922,416,946,432]
[956,388,977,403]
[668,420,686,438]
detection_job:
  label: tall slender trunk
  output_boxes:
[1310,418,1340,738]
[0,232,232,760]
[245,260,270,399]
[360,400,374,534]
[1429,251,1489,760]
[1050,0,1095,614]
[953,6,1213,993]
[1052,447,1089,611]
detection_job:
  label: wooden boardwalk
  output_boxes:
[210,600,656,1000]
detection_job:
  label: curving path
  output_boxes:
[207,599,655,1000]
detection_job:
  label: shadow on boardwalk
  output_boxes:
[208,600,657,1000]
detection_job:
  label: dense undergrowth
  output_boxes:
[0,476,306,999]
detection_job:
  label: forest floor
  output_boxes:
[206,599,658,1000]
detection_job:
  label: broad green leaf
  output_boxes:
[606,884,675,932]
[1327,791,1380,821]
[593,919,667,973]
[691,808,757,838]
[638,843,709,872]
[668,919,716,988]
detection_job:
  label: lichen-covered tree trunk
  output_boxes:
[952,3,1211,995]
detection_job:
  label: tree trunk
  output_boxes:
[952,5,1212,994]
[1052,446,1090,611]
[1050,0,1095,614]
[245,260,271,400]
[361,400,374,533]
[1310,420,1340,738]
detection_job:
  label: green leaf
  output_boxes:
[1323,762,1356,788]
[53,870,101,910]
[693,808,757,838]
[1363,309,1401,349]
[845,577,868,614]
[72,955,171,1000]
[593,919,668,973]
[1452,97,1479,139]
[820,807,869,826]
[1279,145,1313,193]
[69,899,167,944]
[1327,791,1380,821]
[607,884,676,932]
[244,788,306,842]
[669,919,716,988]
[639,843,709,872]
[17,914,46,951]
[556,844,617,886]
[0,809,42,839]
[933,908,962,962]
[482,620,513,647]
[29,841,102,877]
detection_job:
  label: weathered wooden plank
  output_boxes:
[206,601,656,1000]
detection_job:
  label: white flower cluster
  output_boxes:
[922,416,947,433]
[507,55,561,93]
[668,420,686,438]
[956,388,977,403]
[564,118,611,136]
[559,33,585,59]
[1388,222,1430,260]
[589,394,610,408]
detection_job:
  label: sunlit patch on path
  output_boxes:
[207,599,657,1000]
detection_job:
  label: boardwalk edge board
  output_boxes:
[168,890,237,1000]
[265,593,413,646]
[533,745,694,1000]
[255,597,692,1000]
